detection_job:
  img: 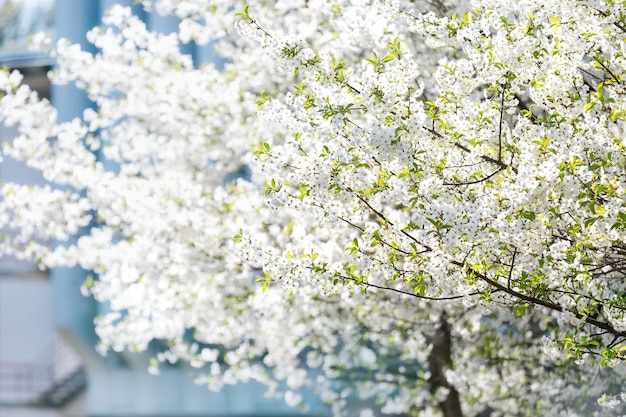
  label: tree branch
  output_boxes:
[336,273,476,301]
[450,260,626,337]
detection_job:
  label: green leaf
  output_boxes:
[256,272,273,293]
[235,4,250,20]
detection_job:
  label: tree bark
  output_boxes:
[427,314,464,417]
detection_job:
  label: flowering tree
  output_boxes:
[2,0,626,415]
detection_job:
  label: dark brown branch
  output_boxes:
[443,167,503,186]
[481,154,518,174]
[594,56,621,85]
[450,260,626,337]
[423,126,518,175]
[551,288,604,306]
[337,216,365,232]
[498,82,506,162]
[578,66,603,81]
[507,247,517,290]
[336,273,475,301]
[362,279,477,301]
[427,315,464,417]
[352,192,432,252]
[345,83,361,95]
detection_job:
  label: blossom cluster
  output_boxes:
[2,0,626,416]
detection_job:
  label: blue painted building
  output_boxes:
[0,1,329,416]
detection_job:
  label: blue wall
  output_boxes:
[50,2,328,416]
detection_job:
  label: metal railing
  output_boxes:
[0,336,85,407]
[0,360,54,405]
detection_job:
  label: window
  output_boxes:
[0,0,54,54]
